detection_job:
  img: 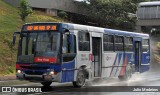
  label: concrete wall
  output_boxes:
[136,19,160,33]
[46,9,57,16]
[4,0,87,15]
[28,0,86,15]
[136,2,160,33]
[137,19,160,26]
[4,0,19,7]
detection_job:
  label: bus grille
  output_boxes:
[25,77,43,81]
[20,66,49,70]
[25,71,44,75]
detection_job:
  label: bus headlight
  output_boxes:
[17,70,21,74]
[49,71,54,75]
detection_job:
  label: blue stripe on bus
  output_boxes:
[104,29,149,37]
[114,53,123,76]
[118,53,122,64]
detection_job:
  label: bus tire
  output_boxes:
[41,82,52,87]
[118,64,132,81]
[73,70,86,88]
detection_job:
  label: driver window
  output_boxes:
[62,34,76,54]
[62,34,68,53]
[62,33,76,62]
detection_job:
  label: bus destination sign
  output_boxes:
[23,24,58,31]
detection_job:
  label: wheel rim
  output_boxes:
[77,71,85,86]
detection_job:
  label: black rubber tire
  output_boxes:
[73,70,86,88]
[41,82,52,87]
[118,64,132,81]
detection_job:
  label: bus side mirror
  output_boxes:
[12,32,20,45]
[62,28,69,34]
[67,34,71,48]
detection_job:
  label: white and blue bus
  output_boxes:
[13,22,150,87]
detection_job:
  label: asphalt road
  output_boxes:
[1,70,160,95]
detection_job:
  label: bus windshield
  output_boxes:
[18,32,60,63]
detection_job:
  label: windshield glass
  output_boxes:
[18,32,60,63]
[36,32,60,56]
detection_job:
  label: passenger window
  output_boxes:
[21,33,27,56]
[114,36,124,51]
[62,33,76,62]
[103,34,114,51]
[124,37,133,52]
[142,39,149,52]
[78,31,90,51]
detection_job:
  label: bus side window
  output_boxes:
[62,34,76,62]
[142,39,149,52]
[21,34,27,55]
[124,37,133,52]
[78,31,90,51]
[114,35,124,51]
[103,34,114,51]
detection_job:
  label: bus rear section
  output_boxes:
[134,38,150,73]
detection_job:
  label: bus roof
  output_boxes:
[23,22,149,38]
[64,23,149,38]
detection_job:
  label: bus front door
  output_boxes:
[92,37,102,77]
[135,41,141,72]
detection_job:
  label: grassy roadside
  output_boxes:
[0,0,68,75]
[154,54,160,63]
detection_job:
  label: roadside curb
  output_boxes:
[0,75,16,81]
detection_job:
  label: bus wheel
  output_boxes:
[73,70,86,88]
[118,64,132,81]
[41,82,52,87]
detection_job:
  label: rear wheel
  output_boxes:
[41,82,52,87]
[118,64,132,81]
[73,70,86,88]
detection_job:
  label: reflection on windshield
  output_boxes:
[18,32,60,63]
[36,32,60,57]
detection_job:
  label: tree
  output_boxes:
[58,11,68,19]
[77,0,152,31]
[19,0,32,22]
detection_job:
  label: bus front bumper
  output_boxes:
[16,70,58,82]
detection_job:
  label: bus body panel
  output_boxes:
[61,60,75,82]
[133,37,150,73]
[102,52,134,78]
[15,22,150,84]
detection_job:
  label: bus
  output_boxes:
[12,22,150,87]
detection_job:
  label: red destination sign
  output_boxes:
[34,57,57,63]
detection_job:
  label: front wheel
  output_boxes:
[41,82,52,87]
[73,70,86,88]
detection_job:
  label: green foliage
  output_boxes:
[78,0,152,30]
[19,0,32,22]
[58,11,68,19]
[0,0,69,75]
